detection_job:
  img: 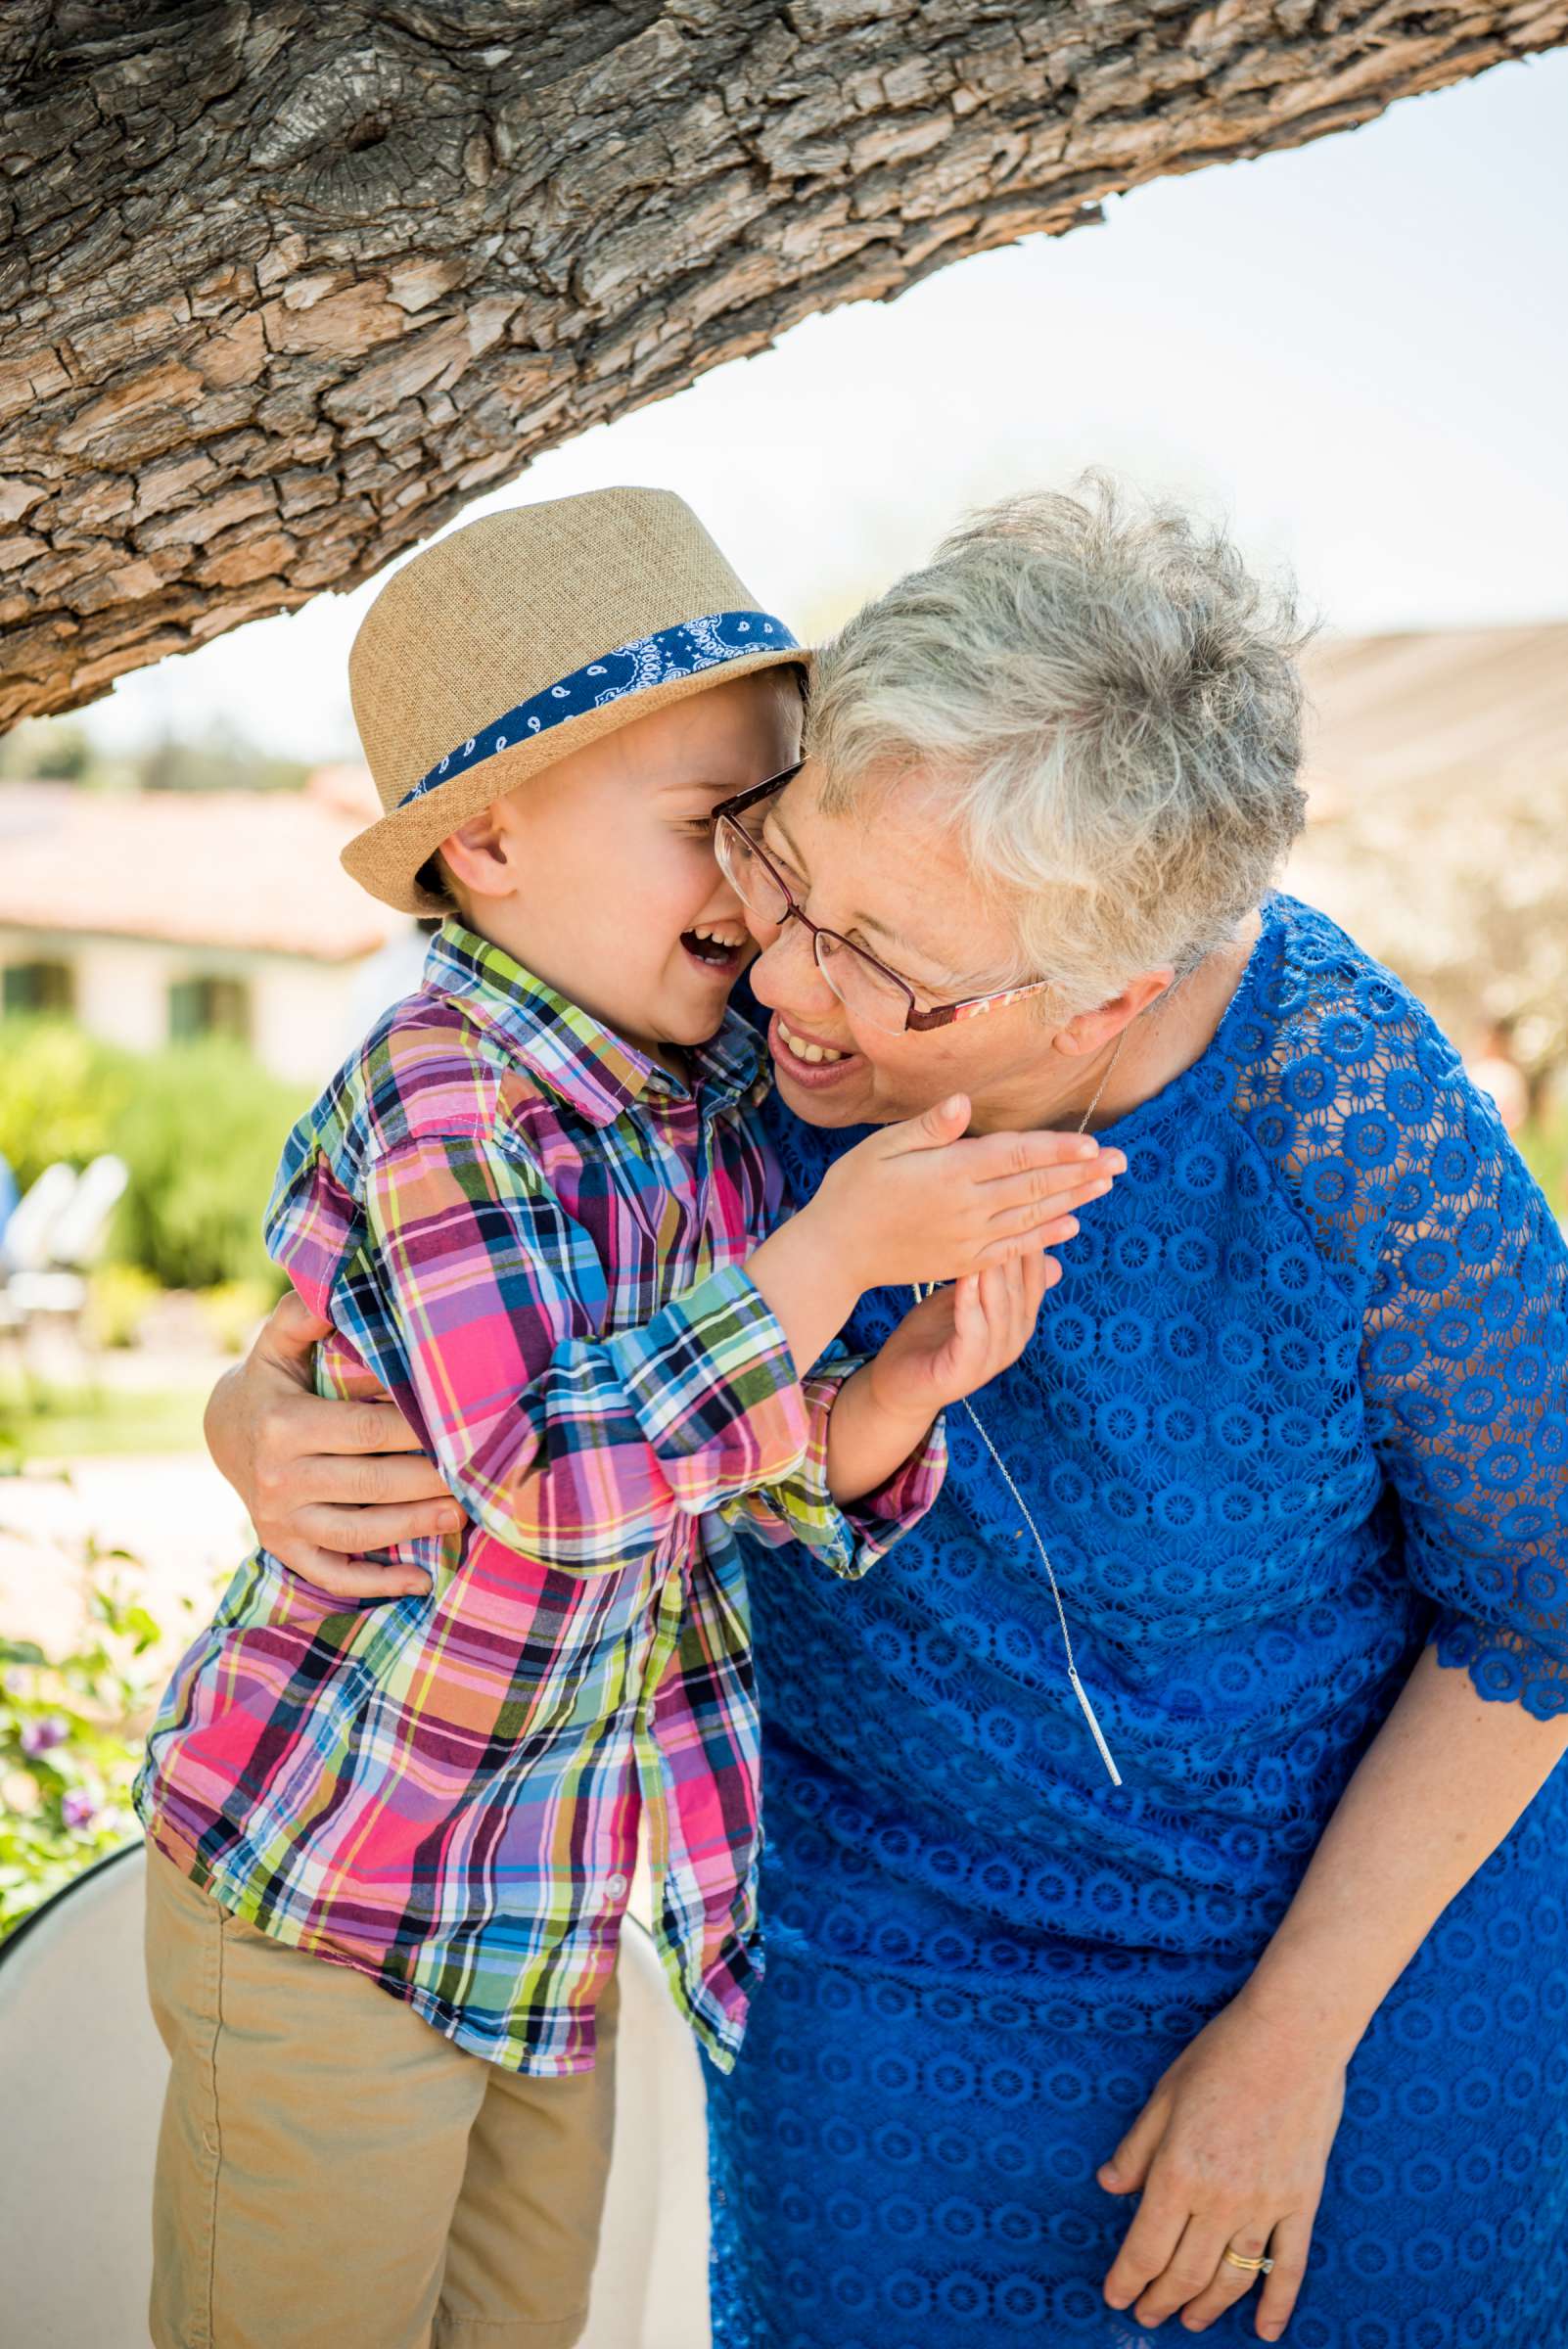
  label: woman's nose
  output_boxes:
[751,914,837,1013]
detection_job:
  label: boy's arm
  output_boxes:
[264,1100,1115,1585]
[721,1338,947,1583]
[820,1363,943,1506]
[741,1094,1118,1381]
[319,1127,817,1575]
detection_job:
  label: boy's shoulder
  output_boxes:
[265,989,561,1301]
[299,986,553,1178]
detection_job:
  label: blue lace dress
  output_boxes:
[707,896,1568,2349]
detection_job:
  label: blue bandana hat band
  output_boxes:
[398,610,799,810]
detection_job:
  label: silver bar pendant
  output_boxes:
[1069,1665,1123,1788]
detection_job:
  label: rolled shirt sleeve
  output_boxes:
[726,1341,948,1582]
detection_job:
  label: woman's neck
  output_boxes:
[976,907,1264,1136]
[1086,907,1263,1131]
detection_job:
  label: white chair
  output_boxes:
[0,1160,77,1275]
[0,1843,712,2348]
[46,1152,129,1270]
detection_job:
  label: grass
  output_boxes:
[1519,1110,1567,1218]
[0,1376,209,1461]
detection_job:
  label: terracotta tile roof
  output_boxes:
[1287,621,1568,1055]
[1298,622,1568,820]
[0,768,406,962]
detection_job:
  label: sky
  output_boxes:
[74,47,1568,762]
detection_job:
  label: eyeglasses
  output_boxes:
[712,767,1059,1036]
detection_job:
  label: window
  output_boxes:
[2,959,73,1015]
[168,974,250,1045]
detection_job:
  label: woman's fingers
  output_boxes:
[254,1400,452,1505]
[1102,2171,1189,2313]
[1130,2210,1246,2328]
[1099,2089,1167,2197]
[254,1288,335,1375]
[1100,2095,1177,2312]
[299,1497,463,1554]
[1252,2207,1315,2339]
[1156,2216,1276,2333]
[282,1548,432,1602]
[289,1392,431,1455]
[300,1446,456,1507]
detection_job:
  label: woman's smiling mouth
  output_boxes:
[768,1012,863,1084]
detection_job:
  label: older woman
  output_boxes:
[213,483,1568,2347]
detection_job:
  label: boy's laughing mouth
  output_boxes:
[679,923,749,976]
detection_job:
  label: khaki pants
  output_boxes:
[144,1846,618,2349]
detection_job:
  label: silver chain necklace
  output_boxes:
[912,1026,1130,1788]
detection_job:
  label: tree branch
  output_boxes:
[2,0,1563,723]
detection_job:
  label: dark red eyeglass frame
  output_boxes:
[713,767,1057,1034]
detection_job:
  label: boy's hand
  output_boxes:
[816,1093,1123,1288]
[822,1254,1055,1504]
[868,1255,1055,1423]
[749,1093,1122,1393]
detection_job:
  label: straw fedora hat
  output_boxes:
[343,486,807,914]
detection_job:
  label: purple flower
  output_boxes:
[21,1716,68,1758]
[62,1789,96,1831]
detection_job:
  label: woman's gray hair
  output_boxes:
[807,475,1312,1012]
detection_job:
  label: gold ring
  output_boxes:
[1222,2249,1274,2276]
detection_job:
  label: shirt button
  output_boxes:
[605,1873,629,1902]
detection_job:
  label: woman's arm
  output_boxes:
[1238,1641,1568,2050]
[206,1292,459,1597]
[1097,1648,1568,2339]
[1100,1022,1568,2340]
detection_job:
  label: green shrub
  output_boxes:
[1519,1105,1567,1216]
[0,1016,302,1293]
[88,1262,164,1349]
[111,1037,302,1292]
[0,1561,164,1941]
[0,1016,132,1191]
[198,1277,278,1356]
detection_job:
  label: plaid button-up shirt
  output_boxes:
[137,924,943,2073]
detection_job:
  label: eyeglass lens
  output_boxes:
[715,818,913,1034]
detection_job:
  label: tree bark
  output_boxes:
[2,0,1562,727]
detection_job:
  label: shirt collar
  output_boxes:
[422,920,769,1129]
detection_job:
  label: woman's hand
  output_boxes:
[206,1292,459,1598]
[870,1255,1055,1421]
[1097,1989,1351,2339]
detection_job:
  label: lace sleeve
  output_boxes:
[1360,1046,1568,1719]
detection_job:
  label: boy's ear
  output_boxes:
[438,804,512,898]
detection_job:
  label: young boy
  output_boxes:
[135,487,1110,2349]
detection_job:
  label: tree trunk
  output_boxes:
[2,0,1562,727]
